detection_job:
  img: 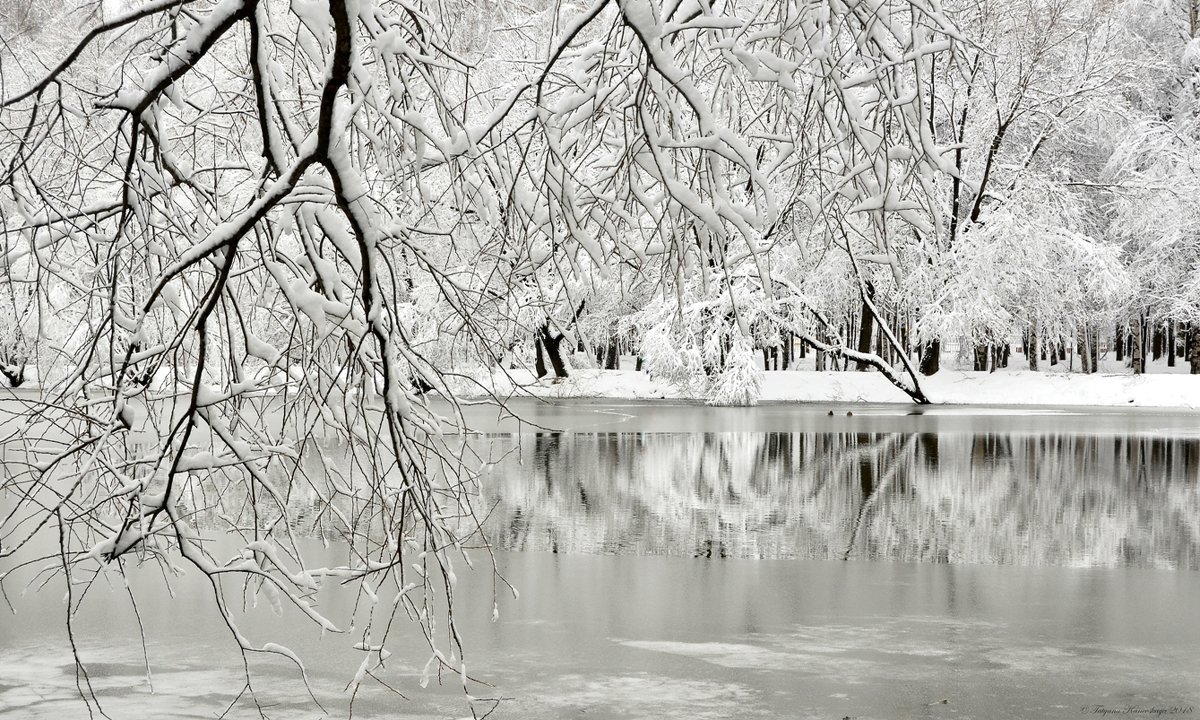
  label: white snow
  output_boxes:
[468,367,1200,409]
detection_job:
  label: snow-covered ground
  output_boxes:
[476,365,1200,409]
[5,353,1199,410]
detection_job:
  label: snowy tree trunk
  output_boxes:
[854,283,875,371]
[1089,329,1098,373]
[540,325,570,378]
[1132,316,1145,375]
[973,344,989,371]
[0,361,26,387]
[1078,334,1090,374]
[874,318,887,365]
[920,340,940,376]
[1190,328,1200,375]
[1168,323,1176,367]
[1115,324,1124,362]
[604,343,619,370]
[1028,323,1039,371]
[535,337,548,378]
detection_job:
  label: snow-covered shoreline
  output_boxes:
[471,369,1200,410]
[5,368,1200,412]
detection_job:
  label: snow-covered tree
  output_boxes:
[0,0,962,712]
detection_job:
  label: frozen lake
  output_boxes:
[2,400,1199,718]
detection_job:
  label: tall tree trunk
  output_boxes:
[1115,324,1124,362]
[972,344,988,371]
[920,340,941,376]
[1168,322,1176,367]
[1028,322,1039,371]
[875,318,885,364]
[854,282,876,371]
[1079,333,1090,374]
[604,342,619,370]
[1190,327,1200,374]
[1152,324,1163,361]
[1132,316,1145,375]
[1089,328,1098,373]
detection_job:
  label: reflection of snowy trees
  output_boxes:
[481,432,1200,569]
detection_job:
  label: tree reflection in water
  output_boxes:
[481,431,1200,569]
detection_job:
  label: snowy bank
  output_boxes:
[472,369,1200,410]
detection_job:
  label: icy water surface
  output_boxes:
[2,400,1199,718]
